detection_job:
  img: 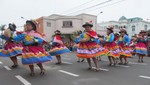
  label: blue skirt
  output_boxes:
[49,44,70,56]
[0,42,23,57]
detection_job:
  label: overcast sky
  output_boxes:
[0,0,150,30]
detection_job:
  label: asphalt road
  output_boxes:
[0,52,150,85]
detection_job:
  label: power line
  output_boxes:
[84,0,126,13]
[61,0,97,14]
[66,0,113,15]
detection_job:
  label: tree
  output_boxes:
[0,25,6,46]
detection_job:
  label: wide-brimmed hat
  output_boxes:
[140,30,146,34]
[119,28,127,33]
[107,27,114,33]
[77,30,82,35]
[55,30,61,35]
[82,22,93,28]
[8,23,16,31]
[26,20,37,31]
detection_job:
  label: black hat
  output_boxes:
[77,30,82,35]
[26,20,36,31]
[97,34,102,37]
[82,22,93,28]
[119,28,127,34]
[140,30,146,34]
[9,23,16,31]
[107,27,114,33]
[55,30,61,35]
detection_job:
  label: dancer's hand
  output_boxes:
[29,39,34,43]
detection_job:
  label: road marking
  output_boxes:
[17,57,21,60]
[100,68,109,71]
[116,65,130,68]
[139,75,150,79]
[58,70,79,77]
[101,59,109,62]
[0,61,3,64]
[92,67,109,71]
[129,62,147,65]
[63,58,71,60]
[15,75,31,85]
[62,61,72,64]
[4,66,11,70]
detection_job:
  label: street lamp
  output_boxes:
[21,16,27,20]
[97,11,103,16]
[147,19,150,22]
[96,11,103,30]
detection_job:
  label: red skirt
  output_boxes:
[22,45,52,65]
[0,41,22,57]
[104,42,121,58]
[118,42,132,57]
[77,42,109,58]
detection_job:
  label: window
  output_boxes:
[62,21,73,28]
[124,25,126,28]
[119,26,123,28]
[145,25,148,31]
[47,22,51,27]
[115,25,118,28]
[132,25,135,31]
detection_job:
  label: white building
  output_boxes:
[36,14,97,42]
[97,16,150,37]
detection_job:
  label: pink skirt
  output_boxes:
[22,45,52,65]
[135,42,147,55]
[0,42,22,57]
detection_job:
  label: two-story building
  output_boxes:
[97,16,150,37]
[36,14,97,42]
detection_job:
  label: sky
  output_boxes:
[0,0,150,30]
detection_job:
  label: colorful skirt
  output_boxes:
[0,42,22,57]
[22,45,52,65]
[49,43,70,56]
[104,42,121,58]
[134,42,147,55]
[130,45,135,53]
[77,42,109,58]
[118,42,132,57]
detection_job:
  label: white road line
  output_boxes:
[101,59,109,62]
[62,61,72,64]
[15,75,31,85]
[92,67,109,71]
[116,65,130,68]
[17,57,21,60]
[63,58,71,60]
[100,68,109,71]
[129,62,147,65]
[0,61,3,64]
[4,66,11,70]
[139,75,150,79]
[58,70,79,77]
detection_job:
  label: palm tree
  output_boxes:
[0,25,6,46]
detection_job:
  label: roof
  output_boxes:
[119,16,127,21]
[127,17,143,22]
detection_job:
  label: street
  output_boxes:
[0,52,150,85]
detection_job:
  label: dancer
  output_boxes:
[117,28,132,65]
[49,30,70,64]
[0,23,22,68]
[135,30,148,63]
[10,20,52,76]
[76,22,108,71]
[104,27,120,66]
